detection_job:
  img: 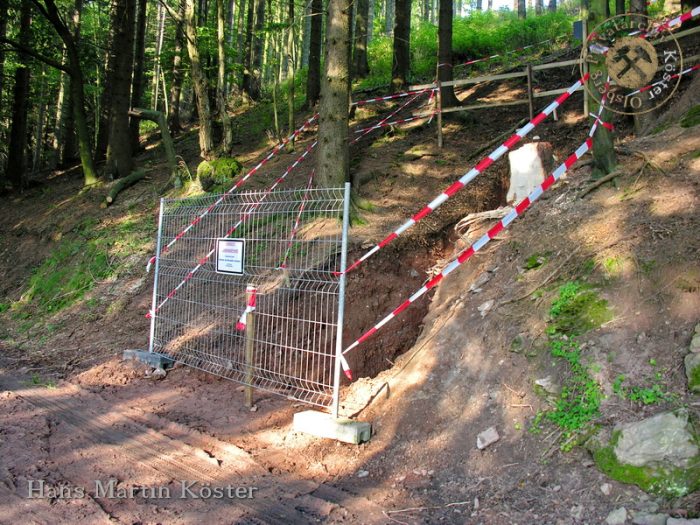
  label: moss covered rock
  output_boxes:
[685,353,700,393]
[587,411,700,498]
[196,157,243,192]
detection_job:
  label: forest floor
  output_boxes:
[1,54,699,524]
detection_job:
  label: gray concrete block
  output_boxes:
[293,410,371,444]
[123,349,175,370]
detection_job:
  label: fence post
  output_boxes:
[436,80,443,149]
[582,19,589,116]
[245,286,256,408]
[148,199,165,354]
[331,183,351,419]
[526,64,535,121]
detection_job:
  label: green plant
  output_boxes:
[547,281,612,336]
[602,256,623,278]
[524,253,548,270]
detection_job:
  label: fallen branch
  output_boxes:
[579,170,623,198]
[104,169,146,206]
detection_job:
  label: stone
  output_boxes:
[476,427,500,450]
[667,519,700,525]
[570,504,584,520]
[606,507,628,525]
[684,353,700,392]
[148,367,167,380]
[600,482,612,496]
[614,411,698,468]
[469,272,492,293]
[535,376,561,396]
[690,334,700,353]
[695,323,700,335]
[632,514,668,525]
[477,300,495,318]
[506,142,554,204]
[356,470,369,478]
[293,411,371,445]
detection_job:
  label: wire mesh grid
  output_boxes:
[150,186,347,407]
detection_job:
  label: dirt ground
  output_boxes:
[1,55,699,524]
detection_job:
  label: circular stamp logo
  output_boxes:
[581,14,684,115]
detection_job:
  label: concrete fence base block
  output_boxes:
[293,410,372,444]
[123,349,175,370]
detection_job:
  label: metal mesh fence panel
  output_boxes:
[149,186,347,407]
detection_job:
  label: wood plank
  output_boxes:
[442,70,527,88]
[532,58,582,71]
[533,86,584,98]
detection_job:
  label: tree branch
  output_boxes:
[159,0,182,23]
[0,37,70,73]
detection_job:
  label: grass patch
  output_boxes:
[612,374,673,405]
[524,252,548,270]
[547,281,612,337]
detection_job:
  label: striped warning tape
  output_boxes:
[279,169,315,270]
[351,88,434,145]
[352,87,437,107]
[628,63,700,96]
[353,113,436,134]
[146,142,318,318]
[337,74,589,277]
[339,102,611,380]
[146,114,318,272]
[236,286,257,331]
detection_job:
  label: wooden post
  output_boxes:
[526,64,535,121]
[582,19,589,117]
[436,80,443,149]
[244,286,256,408]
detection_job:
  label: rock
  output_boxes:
[148,367,166,380]
[507,142,554,204]
[570,504,584,520]
[632,514,668,525]
[606,507,628,525]
[409,269,419,278]
[614,411,698,468]
[600,482,612,496]
[476,427,500,450]
[356,470,369,478]
[469,272,492,293]
[535,376,560,396]
[684,353,700,392]
[477,300,494,318]
[695,323,700,335]
[690,334,700,353]
[588,410,700,498]
[667,519,700,525]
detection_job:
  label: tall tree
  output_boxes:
[305,0,322,107]
[391,0,411,91]
[130,0,148,153]
[587,0,616,176]
[286,0,295,140]
[384,0,393,35]
[6,0,32,190]
[104,0,137,179]
[217,0,233,151]
[548,0,556,11]
[518,0,526,17]
[0,0,8,116]
[168,0,186,132]
[354,0,370,78]
[242,0,265,99]
[536,0,543,13]
[615,0,625,14]
[317,0,350,186]
[438,0,459,107]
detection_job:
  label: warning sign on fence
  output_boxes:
[216,239,245,275]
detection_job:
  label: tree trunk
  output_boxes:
[302,0,311,67]
[588,0,616,176]
[438,0,459,107]
[104,0,136,179]
[242,0,256,98]
[168,0,186,132]
[128,108,180,186]
[391,0,411,91]
[95,0,122,165]
[129,0,147,153]
[287,0,296,142]
[0,0,7,117]
[518,0,526,18]
[615,0,625,14]
[152,4,166,110]
[476,0,482,10]
[32,65,49,173]
[6,0,32,190]
[488,0,493,10]
[305,0,322,107]
[184,0,215,156]
[250,0,266,100]
[536,0,543,13]
[384,0,394,35]
[548,0,556,11]
[317,0,350,187]
[51,51,68,169]
[61,0,83,167]
[217,0,233,151]
[354,0,370,78]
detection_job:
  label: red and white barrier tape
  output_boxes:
[628,63,700,96]
[648,5,700,34]
[338,74,589,277]
[339,105,611,379]
[146,141,318,319]
[279,169,315,270]
[353,113,436,134]
[351,88,434,145]
[352,87,436,107]
[236,286,257,331]
[145,114,318,272]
